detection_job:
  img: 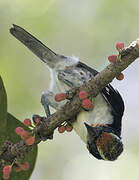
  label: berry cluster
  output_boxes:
[108,42,125,81]
[79,90,94,110]
[58,124,73,133]
[2,116,43,179]
[15,124,35,146]
[14,117,40,146]
[2,162,29,179]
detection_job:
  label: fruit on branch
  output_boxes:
[55,93,66,102]
[116,42,124,51]
[23,118,32,126]
[116,73,124,80]
[108,54,117,63]
[79,90,89,99]
[81,99,94,110]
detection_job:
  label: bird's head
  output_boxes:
[84,123,123,161]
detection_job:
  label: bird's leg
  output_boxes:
[41,90,73,134]
[41,93,51,118]
[32,114,54,141]
[38,90,63,140]
[32,90,63,141]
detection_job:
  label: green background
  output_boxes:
[0,0,139,180]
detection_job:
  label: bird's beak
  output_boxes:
[84,123,101,140]
[84,123,93,134]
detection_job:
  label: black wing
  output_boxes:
[101,84,124,135]
[78,61,125,135]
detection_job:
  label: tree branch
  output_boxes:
[1,38,139,166]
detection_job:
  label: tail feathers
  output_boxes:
[10,24,58,68]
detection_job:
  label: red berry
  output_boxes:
[3,174,9,179]
[24,118,31,126]
[3,165,11,175]
[116,42,124,51]
[55,93,66,102]
[116,73,124,80]
[108,55,117,63]
[25,136,35,146]
[79,91,88,99]
[82,99,94,110]
[15,127,24,135]
[65,125,73,132]
[20,162,30,171]
[58,126,66,133]
[20,130,29,140]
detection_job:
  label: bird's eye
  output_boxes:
[80,71,83,75]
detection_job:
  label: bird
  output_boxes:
[10,24,125,161]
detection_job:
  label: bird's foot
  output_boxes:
[32,114,54,141]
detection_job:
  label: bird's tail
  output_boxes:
[10,24,59,68]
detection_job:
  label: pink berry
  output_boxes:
[116,42,124,51]
[116,73,124,80]
[24,118,31,126]
[3,165,11,175]
[20,162,30,171]
[82,99,94,110]
[55,93,66,102]
[108,55,117,63]
[58,126,66,133]
[79,91,88,99]
[15,127,24,135]
[25,136,35,146]
[20,130,29,140]
[3,174,9,179]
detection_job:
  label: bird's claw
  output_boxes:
[32,114,54,141]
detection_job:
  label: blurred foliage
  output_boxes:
[0,0,139,180]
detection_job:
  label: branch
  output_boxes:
[38,39,139,136]
[1,38,139,166]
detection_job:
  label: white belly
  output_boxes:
[72,94,113,143]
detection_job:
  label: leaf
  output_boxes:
[0,77,38,179]
[0,76,7,146]
[6,113,38,180]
